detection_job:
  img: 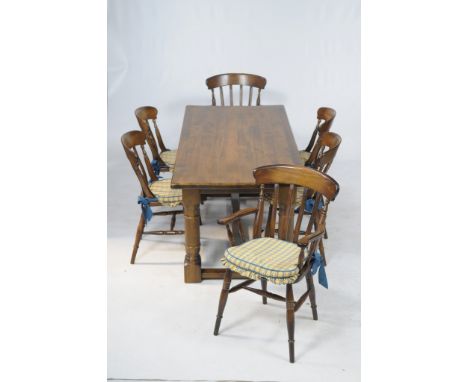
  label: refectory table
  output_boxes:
[171,105,302,283]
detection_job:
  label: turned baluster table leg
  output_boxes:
[230,192,242,244]
[183,189,202,283]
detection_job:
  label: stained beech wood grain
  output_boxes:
[171,106,302,189]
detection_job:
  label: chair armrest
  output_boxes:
[217,207,258,225]
[297,230,325,248]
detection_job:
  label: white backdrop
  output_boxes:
[107,2,360,378]
[108,0,360,162]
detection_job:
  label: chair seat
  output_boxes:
[160,150,177,167]
[221,237,303,284]
[298,150,311,163]
[149,179,182,207]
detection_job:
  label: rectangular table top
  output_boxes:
[171,105,302,189]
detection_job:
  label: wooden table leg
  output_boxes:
[230,192,242,244]
[183,189,202,283]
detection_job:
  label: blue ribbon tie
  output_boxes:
[151,159,162,177]
[138,196,159,223]
[311,252,328,289]
[304,198,324,213]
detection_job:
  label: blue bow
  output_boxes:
[306,161,318,170]
[138,196,159,223]
[311,252,328,288]
[151,159,161,177]
[305,198,324,213]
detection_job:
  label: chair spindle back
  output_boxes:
[306,132,342,171]
[206,73,267,106]
[252,165,339,250]
[121,130,159,198]
[305,107,337,152]
[135,106,168,162]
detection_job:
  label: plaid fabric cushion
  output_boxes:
[221,237,302,284]
[149,179,182,207]
[298,150,311,163]
[160,150,177,168]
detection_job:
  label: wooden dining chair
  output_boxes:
[213,165,340,363]
[302,132,342,265]
[306,131,342,171]
[121,130,184,264]
[206,73,267,106]
[135,106,177,171]
[264,132,341,265]
[299,107,336,164]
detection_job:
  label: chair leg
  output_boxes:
[130,213,145,264]
[286,284,295,363]
[319,238,327,266]
[170,212,176,231]
[261,278,268,304]
[230,193,242,244]
[313,217,327,265]
[214,269,232,335]
[306,272,318,320]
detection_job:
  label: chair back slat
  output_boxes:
[140,144,158,182]
[135,106,167,163]
[293,187,309,243]
[121,130,159,198]
[317,107,336,132]
[152,119,168,152]
[267,184,279,238]
[307,122,321,155]
[307,132,342,171]
[135,107,158,159]
[211,89,216,106]
[278,184,297,240]
[132,147,148,183]
[305,107,336,152]
[220,87,225,106]
[295,204,329,278]
[253,185,265,238]
[316,149,336,173]
[206,73,266,106]
[305,192,321,236]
